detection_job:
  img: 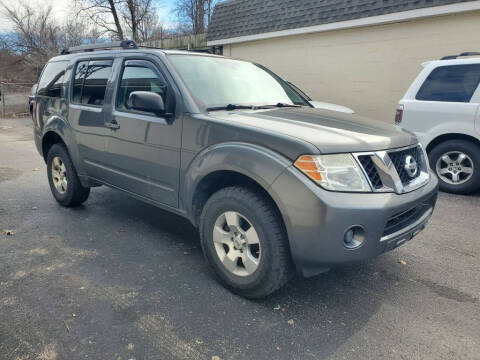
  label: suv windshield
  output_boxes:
[168,54,308,109]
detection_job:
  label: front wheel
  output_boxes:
[199,186,293,299]
[46,143,90,206]
[429,140,480,194]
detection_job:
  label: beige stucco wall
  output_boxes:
[223,10,480,122]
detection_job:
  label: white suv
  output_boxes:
[397,53,480,194]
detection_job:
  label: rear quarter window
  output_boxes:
[416,64,480,103]
[37,61,68,98]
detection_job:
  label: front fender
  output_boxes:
[42,116,85,175]
[181,142,293,221]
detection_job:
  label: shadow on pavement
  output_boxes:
[54,188,393,359]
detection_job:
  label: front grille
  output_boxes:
[358,155,383,189]
[388,146,422,186]
[383,205,424,237]
[354,144,428,193]
[382,194,436,238]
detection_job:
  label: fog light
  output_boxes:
[343,226,365,249]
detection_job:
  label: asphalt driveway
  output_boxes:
[0,118,479,360]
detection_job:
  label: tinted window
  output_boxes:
[116,64,167,112]
[37,61,67,97]
[72,60,112,106]
[72,61,88,103]
[81,60,113,106]
[416,64,480,102]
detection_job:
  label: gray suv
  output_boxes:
[34,41,438,298]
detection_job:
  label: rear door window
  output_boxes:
[72,59,113,106]
[416,64,480,103]
[72,61,88,103]
[37,61,68,98]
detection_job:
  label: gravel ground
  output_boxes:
[0,117,479,360]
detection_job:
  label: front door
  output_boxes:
[103,59,181,208]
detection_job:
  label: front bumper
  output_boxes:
[269,166,439,277]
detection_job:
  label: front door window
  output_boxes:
[116,63,167,115]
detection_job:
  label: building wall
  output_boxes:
[223,11,480,122]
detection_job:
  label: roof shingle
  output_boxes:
[207,0,474,41]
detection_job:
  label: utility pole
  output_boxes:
[1,82,5,118]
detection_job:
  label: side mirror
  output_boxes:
[129,91,166,115]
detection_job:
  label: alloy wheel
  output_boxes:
[51,156,68,194]
[213,211,261,277]
[436,151,474,185]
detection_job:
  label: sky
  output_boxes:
[0,0,177,32]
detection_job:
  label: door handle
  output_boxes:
[105,120,120,130]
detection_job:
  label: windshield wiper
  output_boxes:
[258,103,302,109]
[206,104,255,111]
[206,103,302,112]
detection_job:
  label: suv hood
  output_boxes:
[210,107,417,153]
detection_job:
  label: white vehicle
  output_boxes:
[397,52,480,194]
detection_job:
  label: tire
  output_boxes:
[199,186,293,299]
[46,143,90,206]
[428,140,480,194]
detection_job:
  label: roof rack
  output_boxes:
[60,40,138,55]
[441,52,480,60]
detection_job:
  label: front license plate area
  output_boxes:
[387,224,426,251]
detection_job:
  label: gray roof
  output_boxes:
[208,0,473,42]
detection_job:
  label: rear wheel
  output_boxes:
[429,140,480,194]
[46,143,90,206]
[199,186,293,299]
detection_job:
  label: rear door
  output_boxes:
[68,59,114,179]
[102,58,182,208]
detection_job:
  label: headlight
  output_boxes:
[294,154,371,192]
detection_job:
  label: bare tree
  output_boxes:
[0,1,99,81]
[205,0,212,26]
[121,0,156,42]
[59,16,101,49]
[0,48,39,82]
[75,0,162,42]
[174,0,201,35]
[174,0,217,35]
[1,1,63,64]
[74,0,125,40]
[137,8,165,42]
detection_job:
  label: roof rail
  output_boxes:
[441,52,480,60]
[60,40,138,55]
